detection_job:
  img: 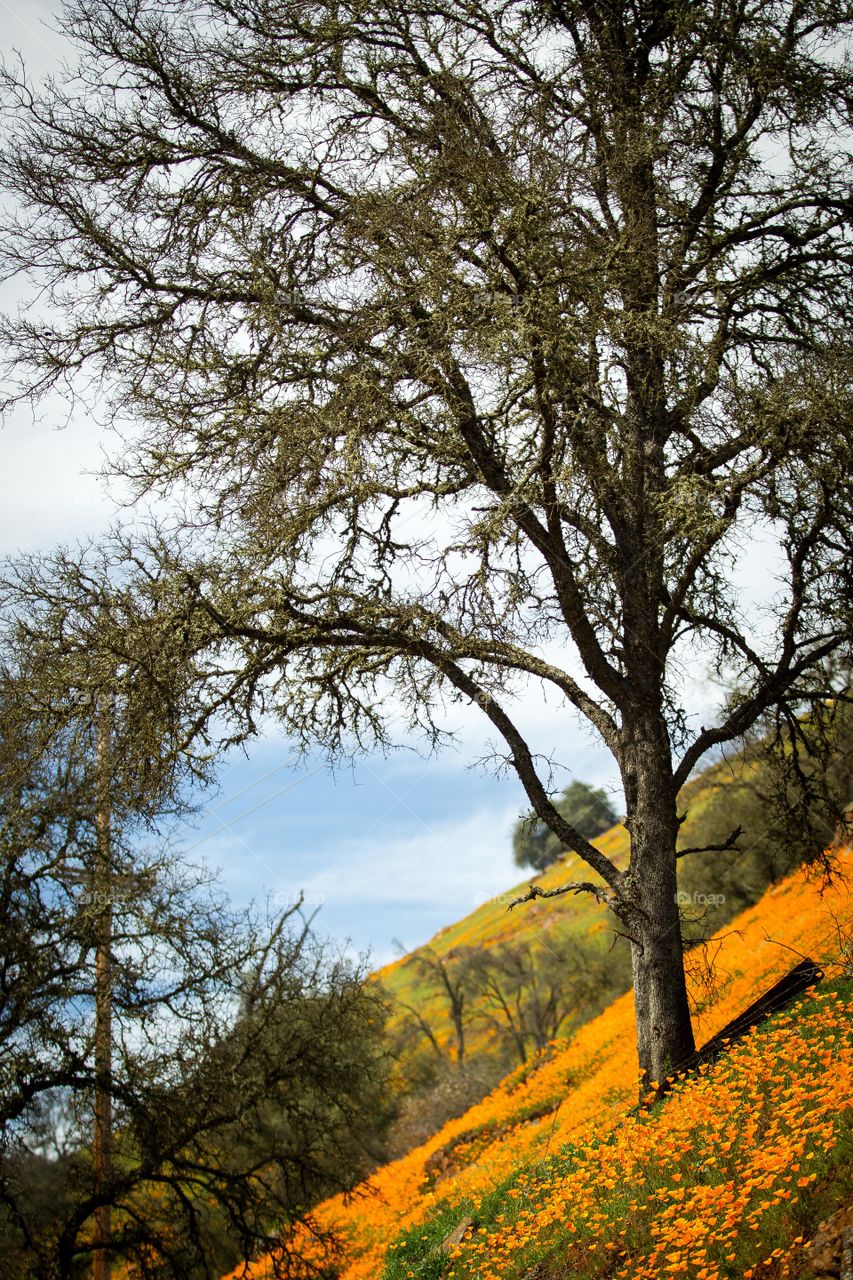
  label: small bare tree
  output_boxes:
[396,948,470,1070]
[465,935,630,1065]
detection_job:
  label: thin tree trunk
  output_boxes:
[451,1000,466,1071]
[93,696,112,1280]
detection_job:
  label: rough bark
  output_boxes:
[620,720,696,1087]
[628,883,696,1087]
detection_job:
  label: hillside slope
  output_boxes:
[230,847,853,1280]
[376,819,631,978]
[375,764,738,1050]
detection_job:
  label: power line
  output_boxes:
[182,766,325,855]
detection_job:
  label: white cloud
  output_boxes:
[0,401,117,556]
[295,803,520,910]
[3,0,67,75]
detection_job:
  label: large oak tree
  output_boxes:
[1,0,852,1084]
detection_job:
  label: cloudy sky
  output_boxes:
[0,0,779,967]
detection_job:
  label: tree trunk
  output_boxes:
[629,885,695,1090]
[621,723,696,1091]
[93,694,113,1280]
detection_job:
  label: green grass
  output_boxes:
[381,976,853,1280]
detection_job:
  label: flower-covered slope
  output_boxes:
[230,847,852,1280]
[374,813,632,979]
[374,767,730,1050]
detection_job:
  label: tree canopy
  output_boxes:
[1,0,851,1084]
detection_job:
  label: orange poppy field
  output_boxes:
[229,848,853,1280]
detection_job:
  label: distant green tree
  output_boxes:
[513,782,617,873]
